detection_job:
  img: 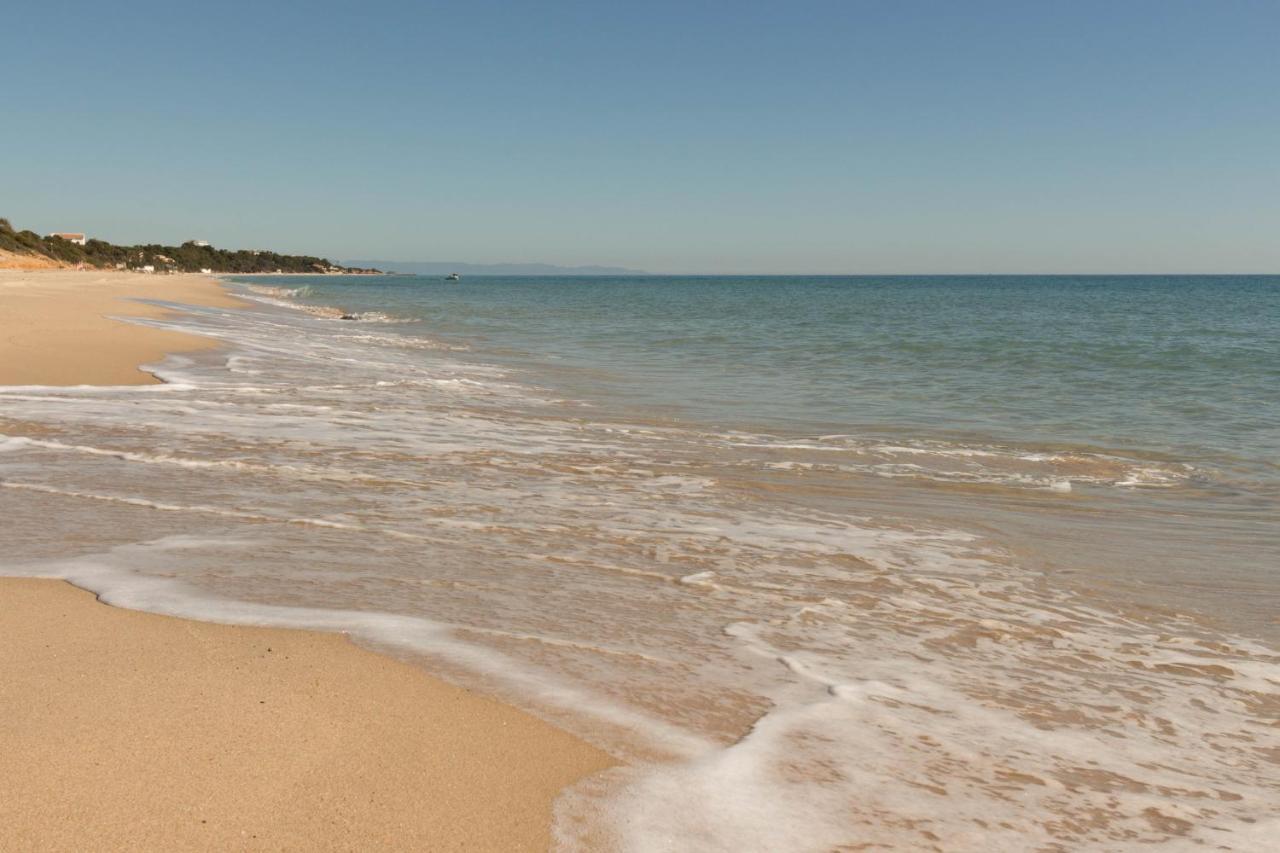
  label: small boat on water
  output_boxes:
[446,273,460,281]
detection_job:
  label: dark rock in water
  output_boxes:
[339,314,358,321]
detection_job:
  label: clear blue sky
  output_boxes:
[3,1,1277,273]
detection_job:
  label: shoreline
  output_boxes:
[0,269,618,849]
[0,268,243,386]
[0,578,614,851]
[7,268,1275,849]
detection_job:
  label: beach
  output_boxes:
[2,269,1276,850]
[0,269,245,386]
[0,269,613,851]
[8,2,1278,848]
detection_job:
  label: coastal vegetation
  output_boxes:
[0,217,378,274]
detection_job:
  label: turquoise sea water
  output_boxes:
[272,273,1280,626]
[4,273,1277,848]
[278,274,1279,479]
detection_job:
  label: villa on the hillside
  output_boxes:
[48,232,87,245]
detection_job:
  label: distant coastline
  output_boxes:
[0,217,380,275]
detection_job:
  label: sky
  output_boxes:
[2,1,1278,273]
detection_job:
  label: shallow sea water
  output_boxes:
[2,275,1277,850]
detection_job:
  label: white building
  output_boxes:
[191,240,210,247]
[48,232,87,246]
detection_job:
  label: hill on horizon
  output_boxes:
[346,260,648,276]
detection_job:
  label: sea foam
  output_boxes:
[2,283,1276,851]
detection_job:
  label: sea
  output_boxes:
[2,274,1277,850]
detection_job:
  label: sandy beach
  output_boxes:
[0,268,243,386]
[0,269,615,850]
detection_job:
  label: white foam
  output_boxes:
[0,287,1273,852]
[2,543,714,763]
[724,431,1198,492]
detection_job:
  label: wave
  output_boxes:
[1,284,1276,850]
[731,432,1201,493]
[239,283,419,325]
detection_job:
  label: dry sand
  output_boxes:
[0,248,67,270]
[0,270,617,850]
[0,268,243,386]
[0,580,614,851]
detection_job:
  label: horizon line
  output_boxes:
[329,269,1280,277]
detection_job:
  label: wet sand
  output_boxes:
[0,268,243,386]
[0,269,616,849]
[0,579,614,851]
